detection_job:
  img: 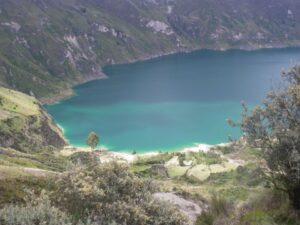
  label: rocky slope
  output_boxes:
[0,87,67,152]
[0,0,300,102]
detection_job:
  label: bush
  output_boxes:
[195,194,233,225]
[0,191,72,225]
[237,65,300,209]
[210,194,231,216]
[69,152,100,166]
[239,190,300,225]
[52,162,185,225]
[0,176,53,206]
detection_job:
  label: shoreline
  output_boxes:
[62,142,232,163]
[41,45,300,106]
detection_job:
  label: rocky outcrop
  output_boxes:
[0,112,67,153]
[153,192,204,225]
[0,88,67,152]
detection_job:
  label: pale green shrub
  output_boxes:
[53,162,185,225]
[0,191,72,225]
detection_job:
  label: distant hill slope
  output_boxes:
[0,0,300,102]
[0,87,67,152]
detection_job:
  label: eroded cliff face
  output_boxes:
[0,87,67,152]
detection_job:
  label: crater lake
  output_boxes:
[46,48,300,153]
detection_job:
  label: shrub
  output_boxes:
[236,65,300,209]
[210,194,231,216]
[69,152,100,166]
[239,190,300,225]
[52,162,185,225]
[0,191,72,225]
[195,211,214,225]
[195,194,233,225]
[0,176,53,206]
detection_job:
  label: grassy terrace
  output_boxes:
[130,146,265,204]
[0,87,39,117]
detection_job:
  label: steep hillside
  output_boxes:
[0,87,67,152]
[0,0,300,102]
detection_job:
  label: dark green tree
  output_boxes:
[236,65,300,209]
[86,132,99,150]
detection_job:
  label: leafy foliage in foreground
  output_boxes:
[0,192,72,225]
[53,162,185,225]
[0,163,185,225]
[237,65,300,209]
[195,190,300,225]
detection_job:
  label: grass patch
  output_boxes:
[0,87,39,116]
[187,162,238,182]
[215,145,236,154]
[239,190,300,225]
[0,148,71,172]
[0,165,29,180]
[187,164,211,181]
[134,153,174,165]
[176,152,224,166]
[168,166,190,178]
[0,175,55,206]
[130,164,151,173]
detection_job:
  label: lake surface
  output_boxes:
[47,48,300,153]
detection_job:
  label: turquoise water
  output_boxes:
[46,48,300,153]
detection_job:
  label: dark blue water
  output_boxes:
[47,48,300,152]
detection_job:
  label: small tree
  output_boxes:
[86,132,99,150]
[236,65,300,209]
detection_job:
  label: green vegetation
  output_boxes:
[0,87,66,152]
[53,163,185,224]
[68,151,99,166]
[168,166,190,178]
[135,152,174,166]
[0,148,71,172]
[237,65,300,209]
[195,65,300,224]
[0,87,39,116]
[0,163,186,225]
[0,171,53,206]
[196,190,300,225]
[86,132,99,150]
[129,139,299,225]
[0,193,72,225]
[177,152,223,166]
[0,64,300,224]
[195,195,231,225]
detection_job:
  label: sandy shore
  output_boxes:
[61,142,232,163]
